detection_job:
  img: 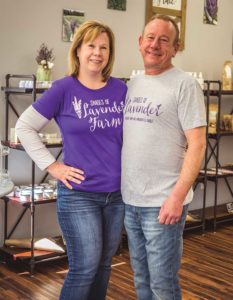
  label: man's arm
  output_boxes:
[159,126,206,225]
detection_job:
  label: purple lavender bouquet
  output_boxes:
[36,43,55,70]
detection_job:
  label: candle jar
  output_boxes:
[34,188,44,200]
[43,188,54,200]
[20,189,31,202]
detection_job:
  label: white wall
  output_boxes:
[175,0,233,79]
[0,0,233,244]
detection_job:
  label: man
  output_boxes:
[122,15,206,300]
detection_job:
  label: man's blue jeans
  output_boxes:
[124,204,188,300]
[57,183,125,300]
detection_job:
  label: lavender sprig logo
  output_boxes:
[72,97,82,119]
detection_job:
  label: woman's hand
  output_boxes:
[47,161,85,189]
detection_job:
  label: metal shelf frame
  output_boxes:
[0,74,65,275]
[204,81,233,231]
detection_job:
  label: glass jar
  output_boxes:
[43,188,54,200]
[36,65,52,82]
[0,169,11,187]
[20,189,31,202]
[34,188,44,200]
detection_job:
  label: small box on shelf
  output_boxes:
[226,202,233,214]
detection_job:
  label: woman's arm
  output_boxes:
[16,106,85,189]
[15,105,56,170]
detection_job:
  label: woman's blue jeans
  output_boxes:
[57,183,125,300]
[124,204,188,300]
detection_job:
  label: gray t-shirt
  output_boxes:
[121,67,206,207]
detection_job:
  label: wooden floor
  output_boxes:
[0,223,233,300]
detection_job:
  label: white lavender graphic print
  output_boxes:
[72,96,124,132]
[72,97,82,119]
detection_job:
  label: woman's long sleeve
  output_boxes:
[15,106,56,170]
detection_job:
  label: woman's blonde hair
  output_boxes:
[68,20,115,82]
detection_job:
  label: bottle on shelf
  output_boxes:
[222,60,233,90]
[0,144,12,188]
[197,72,204,90]
[186,71,204,89]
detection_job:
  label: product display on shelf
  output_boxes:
[5,237,65,253]
[0,74,66,275]
[186,213,201,223]
[19,80,52,89]
[226,202,233,214]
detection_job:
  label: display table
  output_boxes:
[0,182,14,198]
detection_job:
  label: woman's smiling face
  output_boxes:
[77,32,110,77]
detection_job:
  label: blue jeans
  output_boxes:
[57,183,125,300]
[124,204,188,300]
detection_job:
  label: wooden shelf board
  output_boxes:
[1,140,62,150]
[1,86,48,94]
[0,246,64,261]
[0,236,66,262]
[208,131,233,138]
[190,204,233,221]
[6,196,56,206]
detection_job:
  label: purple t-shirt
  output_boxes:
[33,76,127,192]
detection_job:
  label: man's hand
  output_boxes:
[158,197,183,225]
[158,126,206,225]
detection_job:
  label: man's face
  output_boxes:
[139,19,179,75]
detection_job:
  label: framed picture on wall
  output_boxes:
[203,0,218,25]
[107,0,127,11]
[145,0,187,50]
[62,9,85,42]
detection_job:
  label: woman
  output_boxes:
[16,20,127,300]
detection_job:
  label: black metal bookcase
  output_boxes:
[203,80,233,231]
[0,74,66,275]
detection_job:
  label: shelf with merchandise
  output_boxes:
[1,86,50,95]
[0,235,66,270]
[202,81,233,231]
[1,140,62,151]
[0,73,64,275]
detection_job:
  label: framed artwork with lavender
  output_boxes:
[145,0,187,50]
[62,9,85,42]
[203,0,218,25]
